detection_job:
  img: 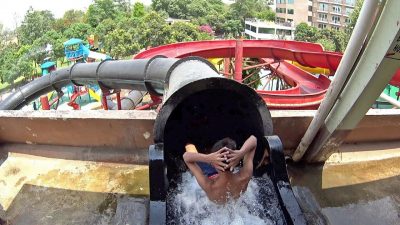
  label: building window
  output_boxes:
[287,9,294,14]
[287,0,294,3]
[332,26,340,31]
[345,0,355,6]
[332,15,341,24]
[276,17,285,24]
[287,19,293,23]
[277,0,286,3]
[345,17,351,24]
[332,5,341,14]
[308,5,312,11]
[345,7,353,15]
[276,8,287,13]
[318,23,327,29]
[259,28,275,34]
[308,16,312,22]
[250,25,257,33]
[318,13,328,21]
[277,29,292,36]
[245,24,250,30]
[319,3,328,12]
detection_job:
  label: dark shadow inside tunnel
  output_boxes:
[163,88,267,185]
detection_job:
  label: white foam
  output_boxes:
[168,172,280,225]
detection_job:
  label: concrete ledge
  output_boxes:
[0,110,157,149]
[0,109,399,162]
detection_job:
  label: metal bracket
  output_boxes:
[264,135,306,225]
[149,143,167,225]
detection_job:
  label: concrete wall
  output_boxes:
[0,109,399,162]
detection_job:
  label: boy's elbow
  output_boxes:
[249,135,257,146]
[183,152,189,162]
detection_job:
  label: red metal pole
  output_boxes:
[234,39,243,82]
[40,95,50,110]
[223,58,231,78]
[116,92,122,110]
[102,95,108,110]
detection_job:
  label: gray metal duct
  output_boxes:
[0,56,176,110]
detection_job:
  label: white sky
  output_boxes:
[0,0,152,30]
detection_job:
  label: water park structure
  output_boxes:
[0,0,400,224]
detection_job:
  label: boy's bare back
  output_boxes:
[183,135,257,204]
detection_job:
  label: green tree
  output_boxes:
[294,22,319,42]
[316,38,335,51]
[132,2,146,18]
[114,0,131,14]
[15,45,35,80]
[64,23,93,40]
[17,7,55,45]
[152,0,189,18]
[86,0,118,27]
[138,11,172,48]
[347,0,363,32]
[105,29,140,58]
[230,0,266,22]
[256,9,275,21]
[54,10,85,32]
[319,29,348,52]
[31,30,65,65]
[94,18,117,39]
[170,22,212,43]
[0,44,34,83]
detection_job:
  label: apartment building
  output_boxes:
[275,0,313,26]
[274,0,355,31]
[244,19,295,40]
[312,0,355,30]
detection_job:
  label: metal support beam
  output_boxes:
[234,39,243,82]
[304,0,400,162]
[223,58,231,78]
[292,0,380,161]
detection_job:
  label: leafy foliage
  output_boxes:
[295,22,348,52]
[64,23,93,41]
[17,7,55,45]
[132,2,146,18]
[105,29,140,59]
[86,0,119,27]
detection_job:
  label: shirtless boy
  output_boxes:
[183,135,257,204]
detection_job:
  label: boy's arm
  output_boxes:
[183,155,212,191]
[183,144,211,191]
[227,135,257,177]
[184,144,229,171]
[240,136,256,178]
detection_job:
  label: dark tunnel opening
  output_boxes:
[163,88,268,186]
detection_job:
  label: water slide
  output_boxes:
[135,40,400,109]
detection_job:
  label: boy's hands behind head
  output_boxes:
[207,148,229,171]
[226,149,244,170]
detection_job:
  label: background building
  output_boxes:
[311,0,355,31]
[273,0,355,31]
[244,19,295,40]
[275,0,313,26]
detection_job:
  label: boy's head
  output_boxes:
[210,137,237,153]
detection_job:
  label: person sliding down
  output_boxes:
[183,135,257,205]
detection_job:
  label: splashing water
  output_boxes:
[167,172,285,225]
